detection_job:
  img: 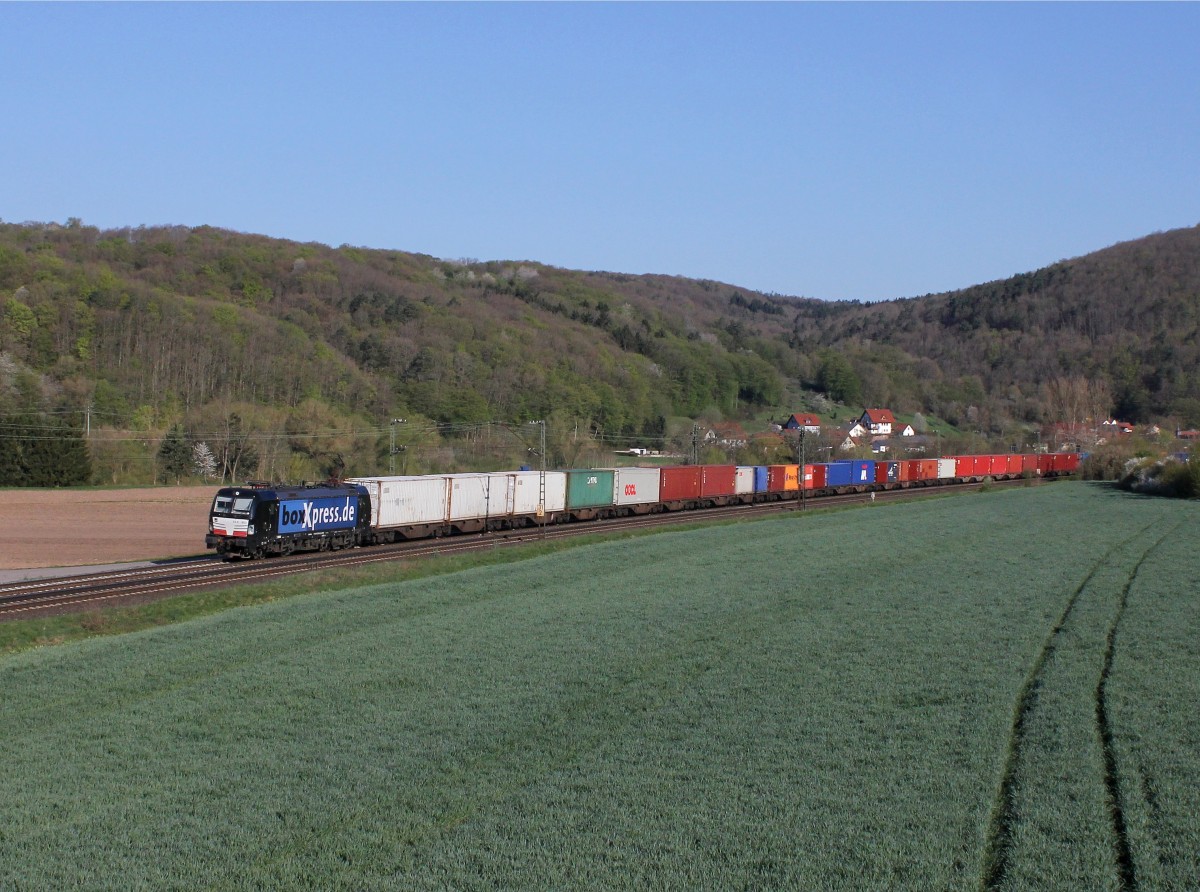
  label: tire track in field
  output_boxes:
[979,520,1162,891]
[1094,522,1181,891]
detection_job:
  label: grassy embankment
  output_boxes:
[1,483,1196,890]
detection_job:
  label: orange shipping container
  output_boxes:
[913,459,940,480]
[768,464,800,492]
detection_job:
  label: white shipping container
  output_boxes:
[938,458,957,479]
[610,467,661,506]
[445,473,495,522]
[734,467,756,495]
[507,471,567,515]
[347,475,449,528]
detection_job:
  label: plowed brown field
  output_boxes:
[0,487,214,569]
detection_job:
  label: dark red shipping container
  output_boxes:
[1037,454,1055,475]
[802,463,826,491]
[699,464,737,497]
[1022,454,1039,474]
[660,466,703,502]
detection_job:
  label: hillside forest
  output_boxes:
[1,219,1198,486]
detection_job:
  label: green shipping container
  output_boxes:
[565,469,616,509]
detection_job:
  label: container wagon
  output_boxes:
[660,466,703,509]
[565,469,617,520]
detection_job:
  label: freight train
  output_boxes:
[205,453,1081,560]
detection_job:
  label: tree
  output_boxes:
[816,352,862,405]
[0,415,25,484]
[2,414,92,486]
[157,425,191,484]
[192,441,218,480]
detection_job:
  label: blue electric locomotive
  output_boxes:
[206,481,371,559]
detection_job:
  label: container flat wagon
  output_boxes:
[565,469,616,520]
[660,466,703,509]
[610,467,661,514]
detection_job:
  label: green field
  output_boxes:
[1,483,1197,890]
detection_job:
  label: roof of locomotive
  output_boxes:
[213,482,369,501]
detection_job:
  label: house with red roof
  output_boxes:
[858,408,896,436]
[783,413,821,433]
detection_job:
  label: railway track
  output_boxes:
[0,477,1044,621]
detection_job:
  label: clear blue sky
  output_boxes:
[3,3,1198,301]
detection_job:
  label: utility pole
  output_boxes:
[528,419,546,538]
[389,418,406,475]
[798,429,806,510]
[691,424,700,465]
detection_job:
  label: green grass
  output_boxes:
[0,483,1196,890]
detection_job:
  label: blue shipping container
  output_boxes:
[825,461,853,487]
[853,461,874,483]
[753,466,770,492]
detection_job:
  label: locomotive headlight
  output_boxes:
[248,524,255,536]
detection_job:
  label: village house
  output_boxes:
[868,435,931,455]
[703,423,748,449]
[783,413,821,434]
[1099,418,1135,437]
[859,408,896,436]
[838,433,861,452]
[843,420,867,439]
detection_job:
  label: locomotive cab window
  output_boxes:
[213,496,254,516]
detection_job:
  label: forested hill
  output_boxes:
[788,225,1200,426]
[1,219,1199,484]
[0,221,803,482]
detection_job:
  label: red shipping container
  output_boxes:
[802,463,826,491]
[660,466,702,502]
[768,464,800,492]
[699,464,737,497]
[1022,454,1039,474]
[1054,452,1082,473]
[1006,455,1024,475]
[988,455,1008,476]
[954,456,974,478]
[914,459,939,480]
[1037,454,1054,475]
